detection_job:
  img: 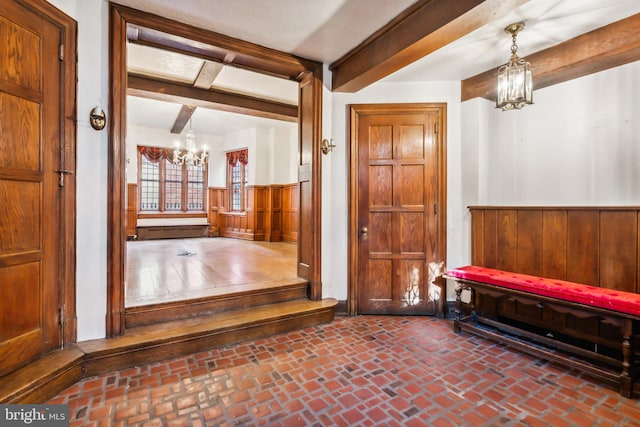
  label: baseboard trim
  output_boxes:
[334,300,348,316]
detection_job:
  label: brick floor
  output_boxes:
[49,316,640,426]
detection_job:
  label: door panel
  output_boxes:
[0,1,63,376]
[353,105,445,315]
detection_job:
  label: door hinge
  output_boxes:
[55,169,74,187]
[59,44,64,61]
[434,122,438,134]
[434,203,437,215]
[58,305,65,348]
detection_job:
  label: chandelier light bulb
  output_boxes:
[173,116,208,167]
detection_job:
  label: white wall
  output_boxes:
[473,60,640,205]
[126,124,297,187]
[125,124,222,184]
[459,61,640,268]
[209,126,298,187]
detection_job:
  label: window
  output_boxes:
[140,156,159,210]
[138,146,207,213]
[226,149,248,211]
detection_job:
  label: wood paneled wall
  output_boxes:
[211,184,299,242]
[266,185,283,242]
[470,206,640,293]
[126,184,137,237]
[207,187,226,237]
[283,184,298,243]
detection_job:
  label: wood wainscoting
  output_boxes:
[208,187,226,237]
[126,184,299,242]
[283,183,299,243]
[210,184,299,242]
[469,206,640,294]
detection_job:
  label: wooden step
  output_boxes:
[81,298,337,377]
[0,347,85,404]
[0,298,337,403]
[125,278,309,328]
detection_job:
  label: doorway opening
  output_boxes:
[108,4,323,336]
[124,41,301,310]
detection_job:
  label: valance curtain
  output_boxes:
[226,149,248,166]
[137,146,177,163]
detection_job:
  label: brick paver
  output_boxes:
[49,316,640,426]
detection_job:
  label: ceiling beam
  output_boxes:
[170,105,195,134]
[329,0,526,93]
[118,2,319,81]
[462,13,640,102]
[193,61,224,89]
[128,74,299,122]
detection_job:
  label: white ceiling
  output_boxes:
[117,0,640,137]
[115,0,420,63]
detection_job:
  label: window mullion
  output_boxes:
[159,159,166,212]
[182,163,188,212]
[241,164,245,211]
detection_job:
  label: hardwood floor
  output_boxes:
[125,238,298,307]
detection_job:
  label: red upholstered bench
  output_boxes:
[447,266,640,317]
[444,266,640,398]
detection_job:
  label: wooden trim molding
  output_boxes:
[462,13,640,102]
[126,183,137,238]
[56,1,78,346]
[20,0,78,346]
[115,4,318,79]
[297,68,324,300]
[128,74,298,122]
[107,4,128,337]
[330,0,525,92]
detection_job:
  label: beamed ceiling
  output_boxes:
[113,0,640,137]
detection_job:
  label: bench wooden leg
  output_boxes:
[454,282,475,333]
[454,283,463,333]
[620,319,635,398]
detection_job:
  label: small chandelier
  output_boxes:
[173,117,208,166]
[496,22,533,111]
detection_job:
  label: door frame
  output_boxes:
[107,4,323,336]
[13,0,78,345]
[347,103,447,315]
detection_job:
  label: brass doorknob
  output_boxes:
[361,227,368,234]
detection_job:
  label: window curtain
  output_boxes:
[137,146,176,163]
[226,148,248,166]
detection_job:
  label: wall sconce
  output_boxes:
[321,138,336,155]
[89,104,106,130]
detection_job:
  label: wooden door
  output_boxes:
[350,104,446,315]
[0,1,68,375]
